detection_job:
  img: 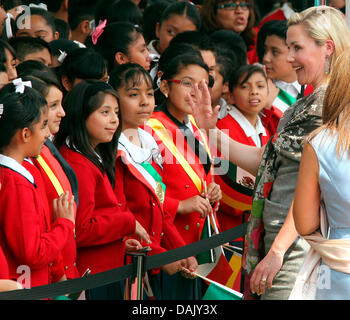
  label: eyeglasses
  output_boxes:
[167,78,210,91]
[216,2,250,11]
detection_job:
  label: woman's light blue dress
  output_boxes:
[310,129,350,300]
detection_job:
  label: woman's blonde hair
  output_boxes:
[311,49,350,158]
[288,6,350,78]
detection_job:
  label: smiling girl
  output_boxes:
[54,80,150,299]
[110,63,195,299]
[0,81,75,288]
[146,53,221,299]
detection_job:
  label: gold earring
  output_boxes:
[164,92,168,98]
[325,55,330,75]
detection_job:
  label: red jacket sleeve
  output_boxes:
[2,183,74,270]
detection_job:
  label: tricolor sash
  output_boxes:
[117,138,166,208]
[271,88,296,118]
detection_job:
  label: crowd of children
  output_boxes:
[0,0,342,300]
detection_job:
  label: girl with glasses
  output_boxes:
[200,0,256,63]
[145,53,222,300]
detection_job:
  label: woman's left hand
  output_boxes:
[249,249,284,295]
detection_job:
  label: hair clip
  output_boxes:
[0,104,3,120]
[13,78,32,93]
[57,50,67,63]
[29,3,48,10]
[91,19,107,45]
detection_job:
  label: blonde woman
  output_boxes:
[293,49,350,300]
[190,6,350,300]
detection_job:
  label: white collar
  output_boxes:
[65,137,102,163]
[229,106,267,138]
[119,128,162,166]
[218,98,231,120]
[274,80,301,98]
[147,40,160,59]
[281,2,295,19]
[0,154,35,184]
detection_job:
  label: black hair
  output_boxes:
[109,62,153,92]
[54,18,70,40]
[210,29,247,67]
[170,30,215,53]
[49,39,80,58]
[142,0,175,43]
[45,0,65,13]
[229,64,268,92]
[2,0,22,11]
[22,69,62,94]
[0,39,16,64]
[94,0,117,24]
[0,81,47,152]
[0,62,7,73]
[54,80,119,187]
[59,47,108,87]
[94,21,144,73]
[161,52,210,81]
[8,36,51,62]
[15,7,57,35]
[216,54,235,84]
[158,41,203,74]
[16,59,52,77]
[104,0,143,26]
[68,0,97,31]
[159,1,201,30]
[256,20,288,63]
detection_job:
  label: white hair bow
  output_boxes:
[58,50,67,63]
[29,3,48,10]
[13,78,32,94]
[0,104,3,120]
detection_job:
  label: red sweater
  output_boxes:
[59,145,136,275]
[0,164,74,287]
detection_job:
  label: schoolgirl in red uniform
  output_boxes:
[146,53,222,299]
[21,72,80,280]
[54,80,150,299]
[0,81,75,288]
[216,64,271,235]
[109,63,194,299]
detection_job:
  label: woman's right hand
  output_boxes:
[135,220,151,244]
[52,191,75,225]
[188,79,220,134]
[177,195,212,219]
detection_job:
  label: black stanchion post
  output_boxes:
[124,247,151,300]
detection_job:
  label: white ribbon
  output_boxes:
[13,78,32,93]
[0,104,3,119]
[29,3,48,10]
[57,50,67,63]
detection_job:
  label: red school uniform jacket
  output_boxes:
[0,244,9,280]
[215,109,271,233]
[115,131,186,269]
[59,145,136,275]
[144,107,215,245]
[33,143,79,280]
[0,155,74,288]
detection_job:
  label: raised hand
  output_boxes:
[187,79,220,134]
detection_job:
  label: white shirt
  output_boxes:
[229,106,267,147]
[274,80,301,99]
